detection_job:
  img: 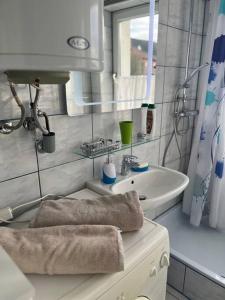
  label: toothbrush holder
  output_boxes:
[119,121,133,145]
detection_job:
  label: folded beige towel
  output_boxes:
[30,191,143,232]
[0,225,124,275]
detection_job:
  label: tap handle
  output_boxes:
[122,155,138,162]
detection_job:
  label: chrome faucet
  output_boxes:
[121,155,138,176]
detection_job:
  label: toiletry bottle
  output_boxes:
[147,104,156,137]
[139,103,148,138]
[102,155,116,184]
[134,103,148,139]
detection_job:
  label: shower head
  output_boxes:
[182,62,209,88]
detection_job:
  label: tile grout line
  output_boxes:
[0,171,39,185]
[158,22,205,37]
[158,0,169,166]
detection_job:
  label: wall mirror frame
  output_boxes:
[64,0,159,115]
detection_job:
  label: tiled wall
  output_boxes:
[0,0,206,209]
[156,0,206,170]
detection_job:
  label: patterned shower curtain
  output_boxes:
[188,0,225,229]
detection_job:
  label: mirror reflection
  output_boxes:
[65,0,159,115]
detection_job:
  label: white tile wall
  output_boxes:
[37,114,92,170]
[155,66,165,103]
[161,102,175,135]
[163,67,198,102]
[192,0,205,35]
[0,173,40,209]
[159,0,169,25]
[157,24,168,66]
[181,128,193,155]
[165,158,182,172]
[159,133,182,165]
[0,130,38,182]
[163,67,185,102]
[190,33,203,68]
[168,0,191,32]
[166,27,189,67]
[132,139,160,165]
[168,0,205,35]
[39,159,93,196]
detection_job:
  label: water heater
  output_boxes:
[0,0,104,72]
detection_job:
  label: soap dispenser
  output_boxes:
[102,154,116,184]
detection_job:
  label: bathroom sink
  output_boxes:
[87,166,189,212]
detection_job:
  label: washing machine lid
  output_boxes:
[0,246,35,300]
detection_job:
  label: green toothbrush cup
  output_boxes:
[119,121,133,145]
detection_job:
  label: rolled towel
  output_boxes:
[30,191,143,232]
[0,225,124,275]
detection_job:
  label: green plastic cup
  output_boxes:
[119,121,133,144]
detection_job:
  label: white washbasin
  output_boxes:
[87,165,189,212]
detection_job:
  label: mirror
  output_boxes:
[65,0,159,115]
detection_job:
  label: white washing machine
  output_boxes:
[134,235,170,300]
[1,188,170,300]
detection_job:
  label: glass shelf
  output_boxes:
[74,136,160,159]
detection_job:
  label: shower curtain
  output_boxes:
[183,0,225,230]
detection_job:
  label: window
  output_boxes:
[113,4,158,101]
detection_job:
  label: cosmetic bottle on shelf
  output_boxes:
[147,104,156,138]
[134,103,148,139]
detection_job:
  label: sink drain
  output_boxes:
[139,194,147,201]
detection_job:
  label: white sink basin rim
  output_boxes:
[87,166,189,211]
